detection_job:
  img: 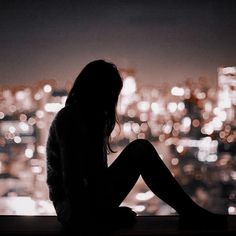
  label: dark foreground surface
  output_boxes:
[0,215,235,236]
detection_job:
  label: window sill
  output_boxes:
[0,215,235,235]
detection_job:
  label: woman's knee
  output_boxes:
[128,139,155,153]
[126,139,160,166]
[129,138,152,147]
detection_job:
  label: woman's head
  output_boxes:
[66,60,123,110]
[66,60,123,152]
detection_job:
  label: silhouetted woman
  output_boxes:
[46,60,226,230]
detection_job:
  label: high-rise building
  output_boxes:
[217,66,236,121]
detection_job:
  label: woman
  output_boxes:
[46,60,226,230]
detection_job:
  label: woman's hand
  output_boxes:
[100,206,137,229]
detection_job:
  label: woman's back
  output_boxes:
[47,104,107,223]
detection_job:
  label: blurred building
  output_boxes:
[0,67,235,215]
[218,66,236,122]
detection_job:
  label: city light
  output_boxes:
[36,110,44,119]
[171,86,185,96]
[151,102,159,114]
[13,136,22,144]
[25,148,34,158]
[136,191,155,201]
[133,205,146,213]
[0,66,235,216]
[0,112,4,119]
[43,84,52,93]
[167,102,177,113]
[44,103,64,113]
[121,76,136,96]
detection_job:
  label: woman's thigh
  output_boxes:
[98,140,149,207]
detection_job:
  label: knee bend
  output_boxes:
[129,139,154,152]
[131,138,151,146]
[124,139,160,166]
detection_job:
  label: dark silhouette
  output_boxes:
[46,60,227,231]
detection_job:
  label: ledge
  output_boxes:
[0,215,236,235]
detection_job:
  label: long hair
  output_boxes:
[66,60,123,153]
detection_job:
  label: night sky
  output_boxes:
[1,0,236,87]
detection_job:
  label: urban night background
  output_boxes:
[0,0,236,215]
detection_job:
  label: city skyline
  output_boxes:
[0,63,235,215]
[1,0,236,87]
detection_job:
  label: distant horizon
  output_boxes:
[0,65,223,89]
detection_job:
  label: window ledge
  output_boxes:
[0,215,235,235]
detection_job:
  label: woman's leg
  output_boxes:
[104,139,212,215]
[99,139,227,230]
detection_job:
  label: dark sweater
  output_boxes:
[46,104,107,223]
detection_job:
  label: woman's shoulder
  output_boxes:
[54,105,93,134]
[52,104,104,134]
[54,105,79,122]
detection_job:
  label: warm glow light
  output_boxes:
[171,86,185,96]
[206,154,218,162]
[127,109,136,118]
[132,123,140,134]
[138,133,145,139]
[16,91,25,101]
[196,92,206,99]
[0,111,5,119]
[36,110,44,119]
[34,92,43,100]
[222,67,236,75]
[19,114,27,121]
[218,111,227,122]
[171,158,179,165]
[32,166,42,174]
[44,103,63,113]
[133,205,146,213]
[167,102,177,113]
[218,90,232,109]
[137,101,150,112]
[212,117,223,130]
[43,84,52,93]
[121,76,136,96]
[61,96,67,105]
[37,145,46,154]
[219,131,226,139]
[28,117,36,126]
[123,122,132,136]
[140,113,148,122]
[227,135,234,143]
[9,126,16,133]
[202,123,214,135]
[204,102,212,112]
[176,145,184,153]
[136,191,154,201]
[163,124,172,134]
[25,148,34,158]
[151,102,159,113]
[4,197,37,216]
[231,171,236,180]
[19,122,29,132]
[36,121,45,129]
[177,102,185,111]
[228,206,236,214]
[140,123,148,132]
[14,136,22,143]
[9,105,16,113]
[192,119,200,127]
[182,117,191,127]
